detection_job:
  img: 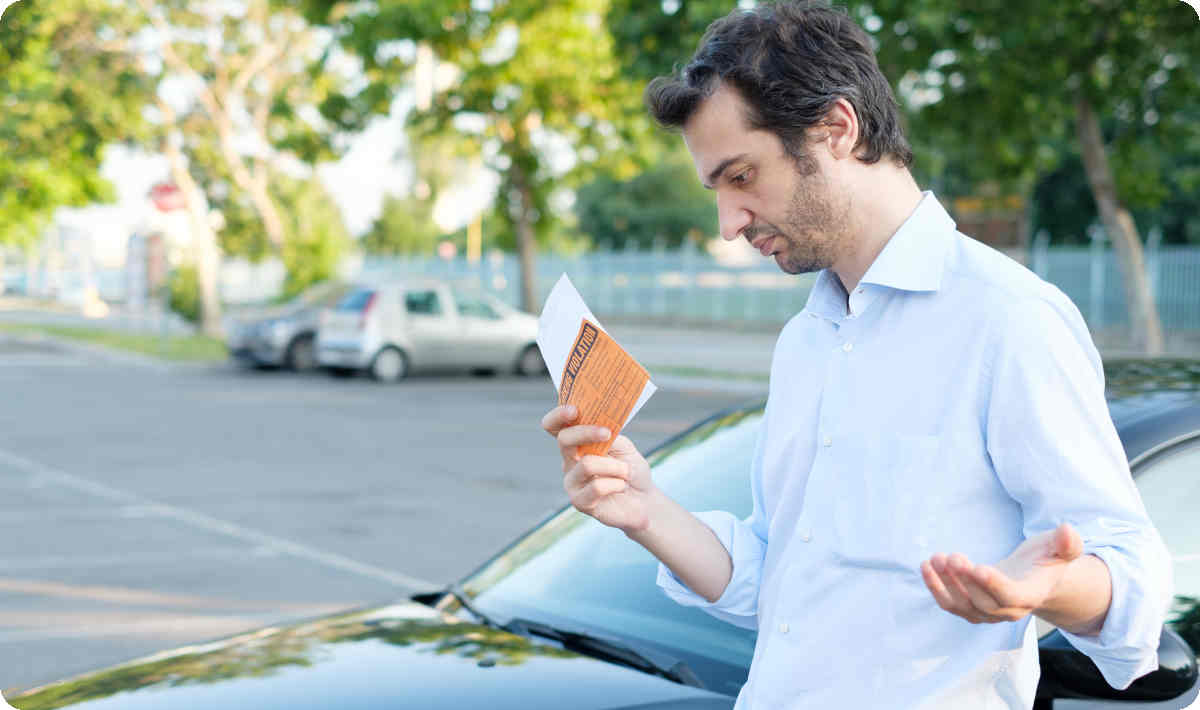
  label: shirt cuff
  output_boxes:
[654,510,764,630]
[1057,541,1170,689]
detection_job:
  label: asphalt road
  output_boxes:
[0,337,759,694]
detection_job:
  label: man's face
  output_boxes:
[682,84,849,275]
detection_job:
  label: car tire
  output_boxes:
[515,344,546,376]
[370,347,408,383]
[285,334,317,372]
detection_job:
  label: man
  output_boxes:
[541,3,1172,707]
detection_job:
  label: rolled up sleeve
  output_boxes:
[656,423,770,630]
[985,293,1173,690]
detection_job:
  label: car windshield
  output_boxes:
[461,407,761,696]
[336,289,375,312]
[294,281,349,307]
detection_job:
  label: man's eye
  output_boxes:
[731,171,750,186]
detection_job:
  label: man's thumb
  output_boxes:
[1053,523,1084,561]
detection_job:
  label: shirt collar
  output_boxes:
[803,191,956,321]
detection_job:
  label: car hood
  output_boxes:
[9,601,733,710]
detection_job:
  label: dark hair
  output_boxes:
[645,1,913,169]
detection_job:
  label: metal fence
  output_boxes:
[359,240,1200,330]
[7,241,1200,331]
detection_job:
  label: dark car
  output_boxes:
[226,281,354,372]
[9,361,1200,710]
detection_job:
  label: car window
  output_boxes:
[463,409,761,696]
[405,290,442,316]
[336,289,375,312]
[1134,437,1200,601]
[454,292,500,320]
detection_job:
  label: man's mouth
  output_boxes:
[753,235,776,257]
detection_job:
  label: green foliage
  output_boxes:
[167,264,201,323]
[213,172,351,296]
[276,177,351,299]
[361,193,442,256]
[606,1,1200,235]
[574,155,716,249]
[606,0,740,80]
[305,0,650,246]
[1173,596,1200,655]
[0,0,151,249]
[864,0,1199,196]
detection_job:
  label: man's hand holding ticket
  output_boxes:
[537,275,656,457]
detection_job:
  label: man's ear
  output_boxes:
[818,98,861,161]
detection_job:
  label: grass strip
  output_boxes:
[0,322,226,362]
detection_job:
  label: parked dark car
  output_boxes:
[9,360,1200,710]
[226,280,354,371]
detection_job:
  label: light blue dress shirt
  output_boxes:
[657,193,1173,709]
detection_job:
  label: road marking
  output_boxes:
[0,446,441,592]
[0,547,253,571]
[0,578,350,613]
[0,611,283,642]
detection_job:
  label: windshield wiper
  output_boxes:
[502,616,705,689]
[436,587,703,689]
[442,584,503,628]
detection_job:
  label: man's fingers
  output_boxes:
[564,456,630,492]
[930,555,985,623]
[557,425,611,449]
[1052,523,1084,562]
[556,425,611,469]
[967,565,1036,615]
[607,434,638,457]
[542,405,579,436]
[921,560,956,611]
[571,474,629,511]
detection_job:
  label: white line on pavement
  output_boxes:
[0,446,441,592]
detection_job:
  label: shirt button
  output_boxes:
[779,622,789,634]
[842,342,853,352]
[823,436,833,447]
[800,528,812,542]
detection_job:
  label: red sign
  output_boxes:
[149,182,186,212]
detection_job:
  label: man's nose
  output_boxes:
[716,191,753,242]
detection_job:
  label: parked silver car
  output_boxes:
[227,280,354,371]
[315,279,545,382]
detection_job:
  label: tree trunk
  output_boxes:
[1074,91,1164,355]
[512,168,538,314]
[164,141,224,338]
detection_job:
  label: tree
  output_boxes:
[0,1,151,250]
[362,193,442,256]
[275,175,351,299]
[865,0,1199,354]
[126,0,353,334]
[608,1,1199,354]
[304,0,647,312]
[574,154,716,249]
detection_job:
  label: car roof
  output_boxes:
[1104,359,1200,468]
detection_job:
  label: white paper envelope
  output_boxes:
[537,274,656,428]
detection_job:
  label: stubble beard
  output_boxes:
[757,170,849,276]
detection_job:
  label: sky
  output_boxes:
[63,87,497,268]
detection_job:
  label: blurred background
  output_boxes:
[1,0,1197,696]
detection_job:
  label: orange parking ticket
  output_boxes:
[557,318,650,457]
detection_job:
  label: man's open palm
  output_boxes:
[921,523,1084,624]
